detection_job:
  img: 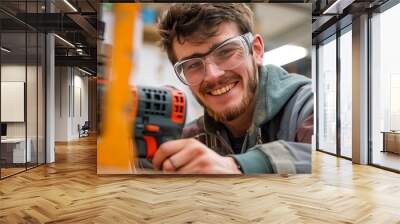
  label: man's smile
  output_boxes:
[208,81,238,96]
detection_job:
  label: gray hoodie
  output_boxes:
[182,64,313,174]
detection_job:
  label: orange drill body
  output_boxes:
[131,86,187,159]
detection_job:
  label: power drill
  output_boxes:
[131,85,187,160]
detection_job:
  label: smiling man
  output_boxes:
[152,3,313,174]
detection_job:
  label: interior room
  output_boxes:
[0,5,46,178]
[0,1,399,223]
[370,4,400,170]
[0,0,97,179]
[314,0,400,172]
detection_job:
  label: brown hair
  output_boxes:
[157,3,254,64]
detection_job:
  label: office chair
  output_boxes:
[79,121,90,138]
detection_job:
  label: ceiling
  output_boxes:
[0,0,98,74]
[253,4,311,52]
[4,0,391,75]
[311,0,390,44]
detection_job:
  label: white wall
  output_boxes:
[1,64,46,163]
[1,65,31,137]
[55,67,89,141]
[72,73,89,137]
[1,65,26,141]
[55,67,68,141]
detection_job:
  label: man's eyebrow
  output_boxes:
[179,38,230,62]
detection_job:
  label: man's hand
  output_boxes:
[152,138,242,174]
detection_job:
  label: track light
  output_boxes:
[1,47,11,53]
[322,0,354,15]
[54,34,75,48]
[63,0,78,12]
[78,67,93,76]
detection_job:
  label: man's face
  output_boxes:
[172,22,263,122]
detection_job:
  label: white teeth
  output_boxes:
[210,83,235,96]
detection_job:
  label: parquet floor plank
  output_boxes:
[0,136,399,223]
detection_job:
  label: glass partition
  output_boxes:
[1,30,28,177]
[0,0,46,179]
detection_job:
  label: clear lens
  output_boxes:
[174,34,251,86]
[212,40,247,70]
[181,58,204,85]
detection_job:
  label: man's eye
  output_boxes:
[216,48,236,58]
[184,61,202,71]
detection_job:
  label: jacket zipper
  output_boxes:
[214,130,235,154]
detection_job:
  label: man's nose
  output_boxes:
[203,61,224,81]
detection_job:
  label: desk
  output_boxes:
[382,131,400,154]
[1,138,31,164]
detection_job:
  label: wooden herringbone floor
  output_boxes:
[1,136,400,224]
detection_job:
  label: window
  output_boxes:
[339,28,352,158]
[370,2,400,171]
[317,36,337,154]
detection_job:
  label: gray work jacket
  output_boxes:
[182,65,314,174]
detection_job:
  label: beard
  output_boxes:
[195,60,259,123]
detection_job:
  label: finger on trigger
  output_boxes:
[152,139,187,170]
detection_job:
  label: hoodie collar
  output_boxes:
[203,64,311,136]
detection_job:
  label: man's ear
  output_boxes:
[252,34,264,66]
